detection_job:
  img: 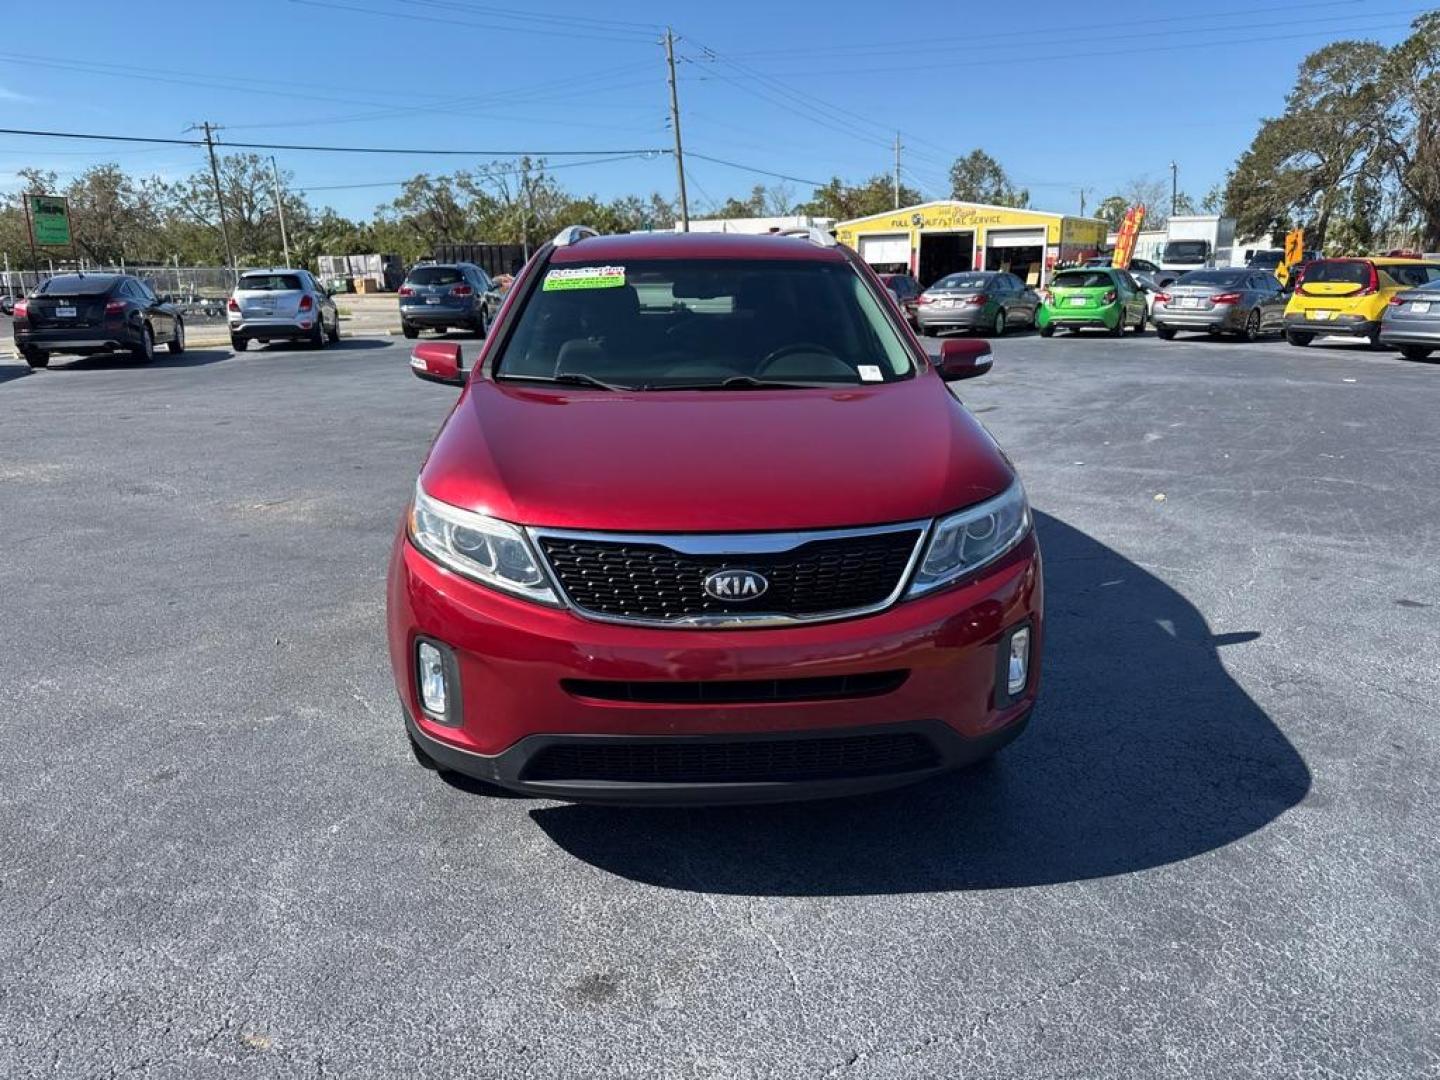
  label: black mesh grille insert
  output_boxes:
[523,732,939,784]
[538,529,922,622]
[562,671,908,705]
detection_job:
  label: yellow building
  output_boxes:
[835,201,1109,288]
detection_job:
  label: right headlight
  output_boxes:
[408,482,559,606]
[907,481,1032,597]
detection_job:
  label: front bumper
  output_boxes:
[1284,313,1378,338]
[387,529,1043,804]
[1152,305,1244,332]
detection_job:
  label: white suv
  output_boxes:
[227,268,339,351]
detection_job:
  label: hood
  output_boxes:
[419,375,1016,532]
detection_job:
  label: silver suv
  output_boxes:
[227,268,339,351]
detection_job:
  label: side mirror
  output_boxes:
[410,342,466,387]
[935,338,993,382]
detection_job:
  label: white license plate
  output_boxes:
[1311,310,1333,320]
[1412,301,1431,314]
[425,296,443,305]
[1179,297,1201,309]
[56,306,76,318]
[1068,296,1087,307]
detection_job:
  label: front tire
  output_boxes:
[1286,330,1313,347]
[168,319,186,355]
[22,348,49,369]
[132,324,155,364]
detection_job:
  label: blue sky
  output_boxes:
[0,0,1426,221]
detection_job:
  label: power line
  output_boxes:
[300,152,664,191]
[289,0,657,44]
[0,127,668,158]
[685,152,827,189]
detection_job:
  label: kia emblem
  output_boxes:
[703,569,769,602]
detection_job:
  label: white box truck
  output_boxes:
[1160,216,1237,275]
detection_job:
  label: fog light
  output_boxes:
[1007,627,1031,696]
[417,641,448,717]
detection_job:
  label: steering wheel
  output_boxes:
[756,342,840,376]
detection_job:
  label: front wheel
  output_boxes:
[132,324,155,363]
[1399,344,1434,362]
[22,348,49,369]
[1286,330,1313,347]
[168,319,186,354]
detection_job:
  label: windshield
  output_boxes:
[37,275,118,296]
[496,258,915,389]
[1387,263,1440,288]
[238,274,303,292]
[1052,271,1114,289]
[1248,251,1283,268]
[930,273,992,291]
[1163,241,1210,262]
[1302,261,1370,286]
[407,266,465,286]
[1176,270,1247,287]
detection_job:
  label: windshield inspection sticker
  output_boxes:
[858,365,883,382]
[543,265,626,292]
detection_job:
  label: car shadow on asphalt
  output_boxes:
[0,361,32,386]
[530,511,1312,894]
[255,338,393,352]
[17,348,233,373]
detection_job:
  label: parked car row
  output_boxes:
[875,256,1440,358]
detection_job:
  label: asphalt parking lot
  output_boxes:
[1,328,1436,1079]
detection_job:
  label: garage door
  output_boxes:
[858,234,910,265]
[987,228,1047,249]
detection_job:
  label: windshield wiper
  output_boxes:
[668,375,840,390]
[499,372,632,391]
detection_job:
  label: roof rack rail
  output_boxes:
[774,226,839,249]
[551,225,600,247]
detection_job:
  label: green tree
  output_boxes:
[1094,195,1128,230]
[1379,12,1440,248]
[947,150,1028,207]
[796,174,920,220]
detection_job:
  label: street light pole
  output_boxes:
[1170,161,1178,217]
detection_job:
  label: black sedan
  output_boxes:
[12,273,184,369]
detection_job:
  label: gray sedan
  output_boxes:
[1380,280,1440,361]
[1151,268,1287,342]
[914,271,1039,336]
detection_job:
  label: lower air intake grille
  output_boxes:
[523,731,939,785]
[561,671,908,705]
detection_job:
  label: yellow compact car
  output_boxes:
[1285,258,1440,347]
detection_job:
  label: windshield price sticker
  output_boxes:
[543,266,626,291]
[858,365,883,382]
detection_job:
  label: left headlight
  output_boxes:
[408,482,559,605]
[907,481,1032,597]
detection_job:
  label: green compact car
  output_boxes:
[1037,267,1148,337]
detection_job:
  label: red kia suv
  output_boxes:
[387,226,1042,804]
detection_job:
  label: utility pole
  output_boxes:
[270,155,291,268]
[664,28,690,232]
[191,122,236,278]
[893,132,902,209]
[1170,160,1178,217]
[1077,187,1091,217]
